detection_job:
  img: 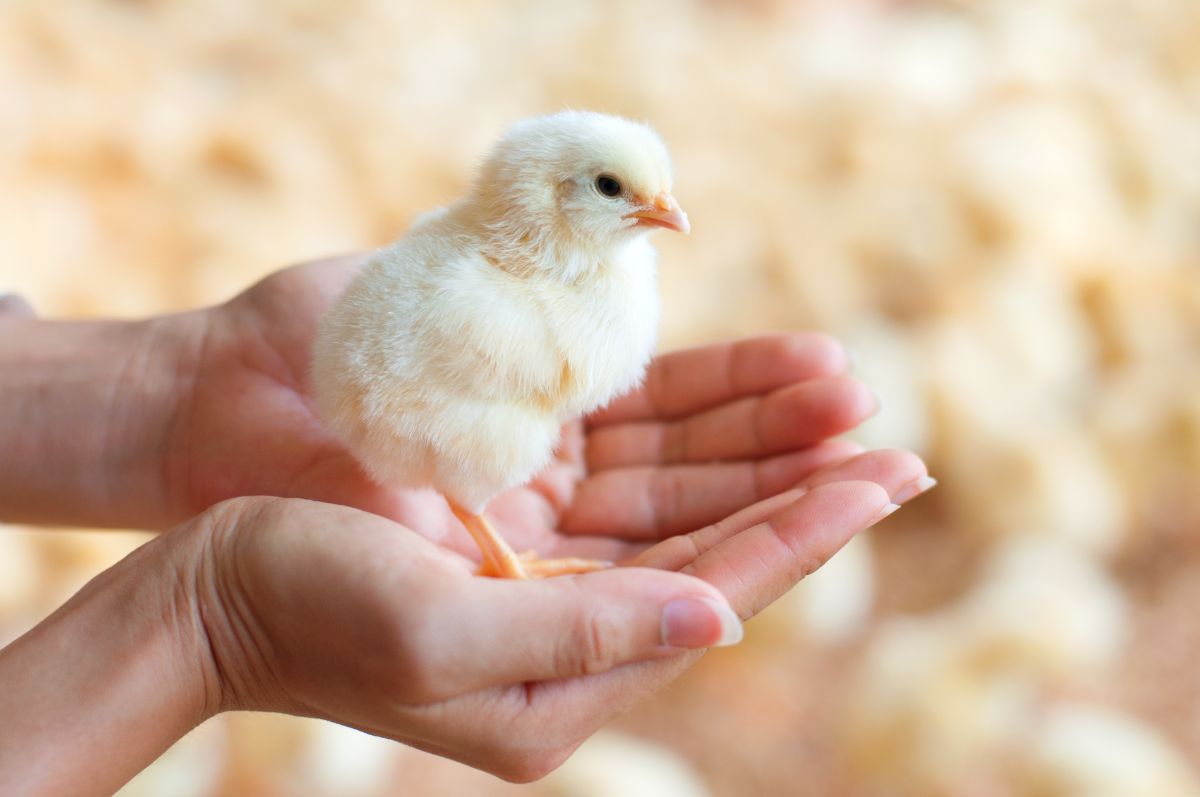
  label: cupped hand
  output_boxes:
[192,435,925,781]
[170,255,915,567]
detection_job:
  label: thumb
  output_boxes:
[434,568,743,693]
[0,293,35,318]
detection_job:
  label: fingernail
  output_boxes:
[661,597,744,648]
[0,293,34,317]
[842,344,859,372]
[869,388,883,416]
[872,503,901,524]
[893,475,937,504]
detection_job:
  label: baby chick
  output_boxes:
[312,111,689,578]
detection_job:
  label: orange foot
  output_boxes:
[449,501,612,579]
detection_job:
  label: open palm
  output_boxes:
[168,255,918,565]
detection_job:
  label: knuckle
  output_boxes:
[203,495,277,527]
[650,472,687,532]
[794,554,827,581]
[660,421,687,463]
[562,608,623,677]
[195,496,284,552]
[554,604,628,676]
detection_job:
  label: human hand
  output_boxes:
[161,255,386,523]
[185,321,931,779]
[168,255,904,562]
[0,442,923,796]
[193,442,925,781]
[0,254,390,529]
[0,263,932,792]
[1,253,913,543]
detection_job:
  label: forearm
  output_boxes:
[0,313,201,528]
[0,522,218,796]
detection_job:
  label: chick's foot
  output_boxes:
[449,501,611,579]
[515,550,613,579]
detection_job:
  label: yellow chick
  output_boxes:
[312,111,689,578]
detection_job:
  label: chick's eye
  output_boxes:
[595,175,622,198]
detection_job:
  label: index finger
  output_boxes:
[675,480,892,617]
[467,481,895,758]
[587,333,850,427]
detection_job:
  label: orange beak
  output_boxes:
[625,192,690,234]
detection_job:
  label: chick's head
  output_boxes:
[472,111,688,265]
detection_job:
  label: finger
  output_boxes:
[419,568,744,697]
[463,481,897,754]
[588,333,850,427]
[587,375,877,470]
[0,293,35,317]
[562,439,865,540]
[632,448,929,571]
[545,447,929,564]
[484,444,923,562]
[800,447,931,501]
[681,481,893,616]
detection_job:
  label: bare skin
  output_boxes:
[0,258,931,794]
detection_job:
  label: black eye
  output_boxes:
[595,174,622,198]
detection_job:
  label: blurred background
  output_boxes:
[2,0,1199,794]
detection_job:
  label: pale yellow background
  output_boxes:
[2,1,1199,795]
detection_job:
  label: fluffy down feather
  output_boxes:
[312,111,684,511]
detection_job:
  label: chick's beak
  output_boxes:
[625,192,690,234]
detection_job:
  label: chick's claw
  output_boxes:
[515,552,613,579]
[450,501,613,579]
[473,547,611,580]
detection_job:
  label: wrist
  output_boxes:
[0,515,220,795]
[186,497,300,718]
[0,311,204,528]
[104,311,208,527]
